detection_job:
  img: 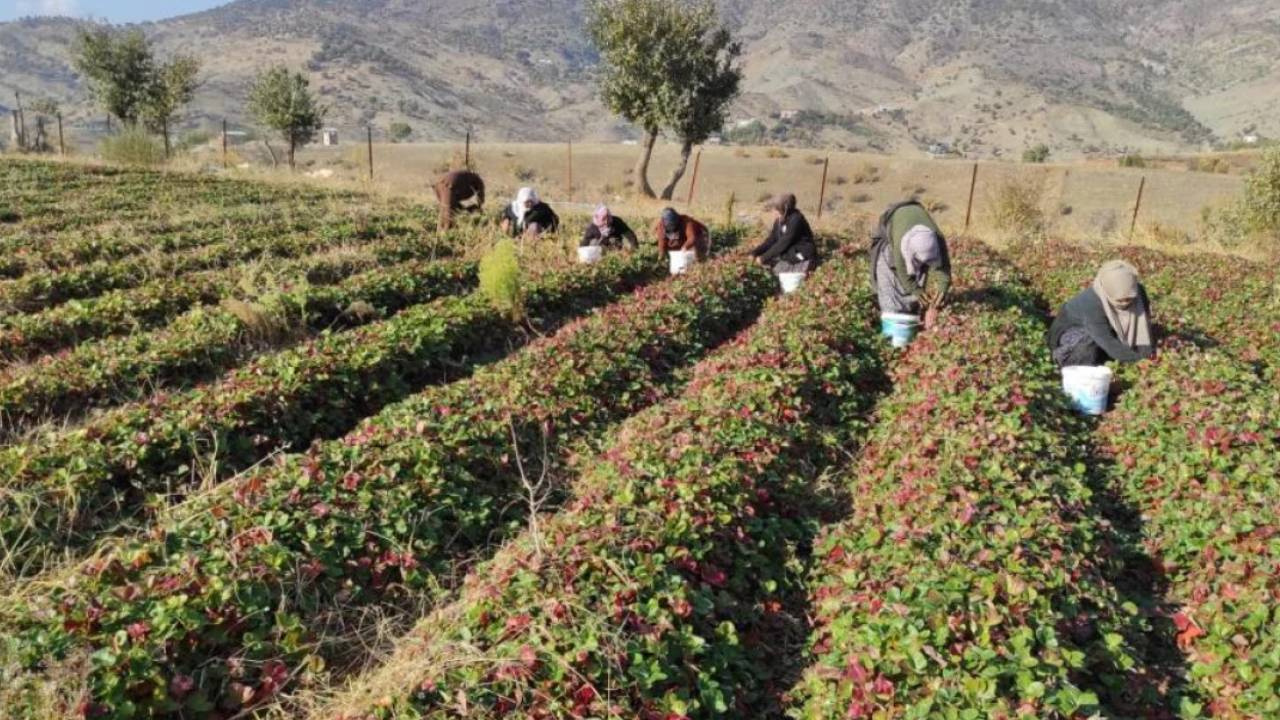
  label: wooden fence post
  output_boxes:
[57,113,64,156]
[367,126,374,182]
[464,130,471,171]
[1129,176,1146,240]
[816,156,830,219]
[222,119,228,169]
[567,141,574,201]
[963,162,979,232]
[686,149,703,205]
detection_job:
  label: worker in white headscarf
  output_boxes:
[869,200,952,329]
[500,187,560,238]
[1048,260,1154,367]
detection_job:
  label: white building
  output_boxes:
[322,128,339,146]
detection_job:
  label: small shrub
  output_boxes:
[755,176,767,183]
[512,165,537,182]
[756,191,773,203]
[1204,146,1280,255]
[100,127,167,167]
[1118,154,1146,169]
[388,122,412,143]
[1059,204,1074,216]
[921,197,948,213]
[1021,143,1051,163]
[832,175,848,186]
[765,147,789,159]
[853,163,880,184]
[988,179,1045,240]
[806,155,825,165]
[479,238,524,321]
[851,193,872,204]
[0,208,18,223]
[733,148,750,158]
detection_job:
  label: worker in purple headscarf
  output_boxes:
[869,200,952,330]
[580,205,638,251]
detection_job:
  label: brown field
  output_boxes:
[274,141,1246,248]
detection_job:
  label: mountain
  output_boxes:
[1,0,1278,158]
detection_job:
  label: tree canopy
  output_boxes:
[247,66,326,170]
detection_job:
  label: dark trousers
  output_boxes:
[1052,327,1103,367]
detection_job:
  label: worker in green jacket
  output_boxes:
[869,200,952,330]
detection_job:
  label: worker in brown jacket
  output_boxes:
[433,170,485,232]
[653,207,710,262]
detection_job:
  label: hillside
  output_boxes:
[1,0,1278,158]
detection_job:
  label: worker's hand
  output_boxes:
[924,305,939,331]
[754,256,766,267]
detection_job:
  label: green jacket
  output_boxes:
[886,203,951,299]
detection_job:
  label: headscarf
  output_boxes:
[771,193,797,216]
[1092,260,1152,349]
[900,224,941,283]
[593,205,613,237]
[511,187,539,228]
[661,207,681,239]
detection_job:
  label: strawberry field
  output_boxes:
[1,157,1277,720]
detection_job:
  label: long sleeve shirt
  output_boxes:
[1047,285,1155,363]
[751,209,818,266]
[887,204,951,300]
[653,215,709,259]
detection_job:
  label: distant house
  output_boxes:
[1241,134,1260,145]
[734,118,759,129]
[927,142,951,157]
[322,128,339,146]
[779,109,800,121]
[705,134,723,146]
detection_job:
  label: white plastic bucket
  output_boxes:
[577,245,603,264]
[778,272,805,294]
[1061,365,1113,416]
[669,250,697,276]
[880,313,921,348]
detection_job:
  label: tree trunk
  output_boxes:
[162,117,171,159]
[287,137,296,171]
[263,140,279,168]
[633,128,658,199]
[658,140,694,201]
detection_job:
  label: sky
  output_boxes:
[0,0,229,23]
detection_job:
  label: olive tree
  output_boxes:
[587,0,742,199]
[71,27,155,126]
[142,55,201,158]
[247,66,326,171]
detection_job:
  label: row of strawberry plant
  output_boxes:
[1094,346,1280,717]
[1010,240,1279,380]
[0,252,659,579]
[0,256,781,719]
[0,211,442,315]
[0,236,455,362]
[0,259,478,436]
[0,206,426,280]
[318,250,890,720]
[789,241,1150,718]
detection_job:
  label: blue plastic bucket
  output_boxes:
[1061,365,1113,415]
[880,313,921,348]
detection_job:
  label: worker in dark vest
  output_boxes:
[580,205,639,251]
[869,200,952,330]
[500,187,559,238]
[433,170,485,232]
[1048,260,1154,367]
[654,208,710,262]
[751,193,818,274]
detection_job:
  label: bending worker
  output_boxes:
[869,200,951,330]
[500,187,559,239]
[433,170,485,232]
[654,207,710,262]
[751,193,818,275]
[1048,260,1154,367]
[581,205,639,251]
